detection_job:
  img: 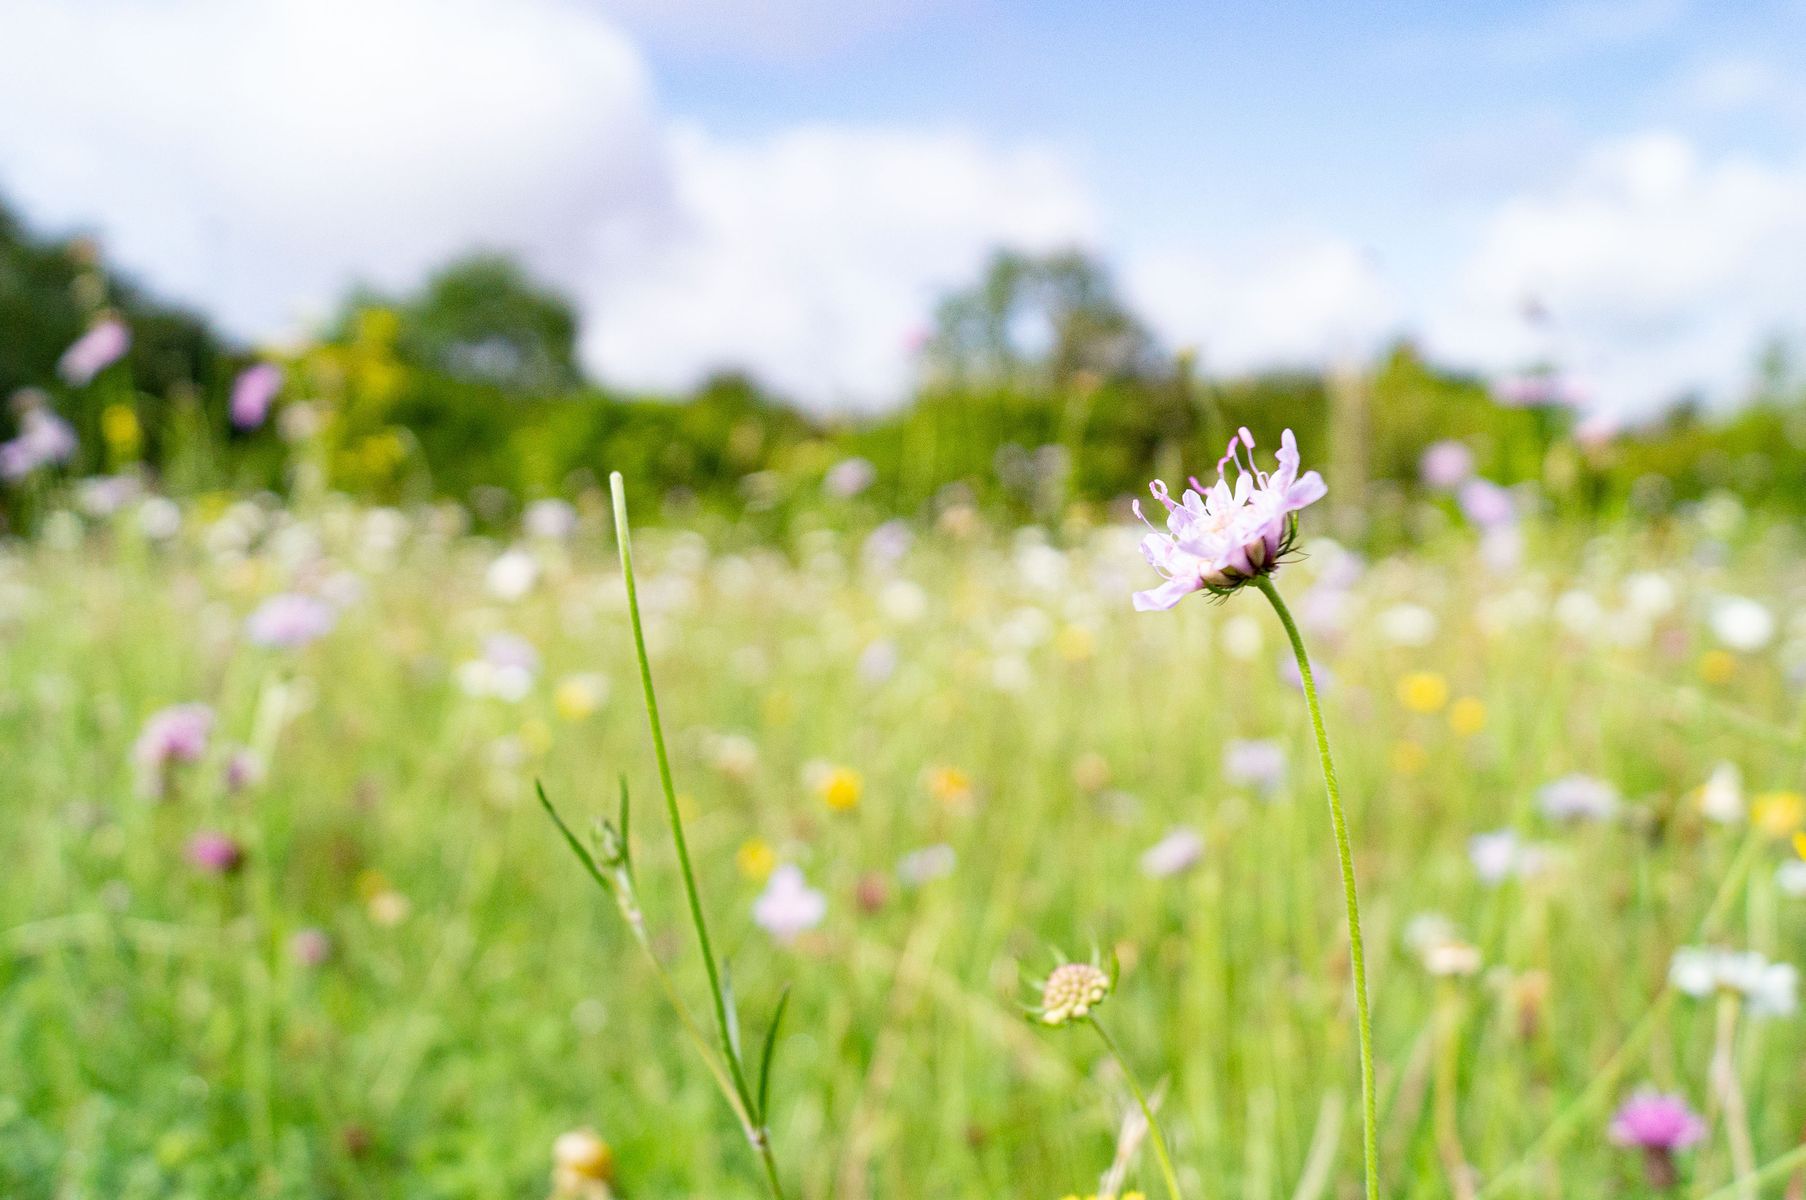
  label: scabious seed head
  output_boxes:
[1039,962,1111,1026]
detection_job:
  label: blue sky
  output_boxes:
[3,0,1804,417]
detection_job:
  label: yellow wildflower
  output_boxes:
[736,838,777,882]
[817,766,863,813]
[1398,671,1449,714]
[1448,697,1488,736]
[1700,650,1737,685]
[1754,791,1806,839]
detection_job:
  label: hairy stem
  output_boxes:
[611,472,785,1199]
[1255,574,1379,1200]
[1090,1017,1185,1200]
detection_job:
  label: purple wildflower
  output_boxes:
[0,407,78,482]
[289,927,333,967]
[58,317,131,386]
[1610,1091,1705,1189]
[230,363,283,430]
[1419,440,1474,490]
[1131,427,1327,611]
[245,593,336,649]
[752,865,826,944]
[1457,478,1516,529]
[823,456,877,498]
[186,831,244,876]
[134,703,214,770]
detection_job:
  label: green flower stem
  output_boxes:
[1254,574,1379,1200]
[611,473,786,1200]
[1089,1017,1185,1200]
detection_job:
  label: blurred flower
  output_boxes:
[1752,791,1805,839]
[1610,1091,1704,1190]
[1448,697,1487,736]
[752,865,826,943]
[1072,751,1111,794]
[229,363,283,430]
[1696,762,1743,824]
[823,456,876,498]
[1419,440,1474,490]
[1131,427,1325,610]
[1611,1093,1706,1148]
[857,639,898,685]
[57,317,130,385]
[223,749,265,794]
[1397,671,1449,713]
[1223,738,1285,793]
[898,843,956,887]
[1468,830,1550,885]
[550,1128,614,1199]
[926,765,974,811]
[736,838,777,882]
[245,593,335,649]
[523,498,578,541]
[1457,479,1516,529]
[1391,740,1429,775]
[185,831,243,876]
[806,763,862,813]
[1377,603,1437,646]
[289,927,333,968]
[1140,827,1204,879]
[0,406,78,482]
[134,703,214,773]
[1669,947,1797,1016]
[1538,773,1619,822]
[487,548,540,601]
[1710,596,1775,652]
[1036,960,1111,1026]
[855,871,889,913]
[457,633,539,702]
[553,674,609,722]
[367,888,411,927]
[1699,649,1737,685]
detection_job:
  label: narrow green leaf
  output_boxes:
[755,985,792,1125]
[720,962,744,1066]
[616,773,633,875]
[535,780,612,895]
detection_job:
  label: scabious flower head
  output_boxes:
[229,363,283,430]
[134,703,214,771]
[57,317,131,386]
[752,865,826,944]
[1419,439,1474,489]
[245,592,336,649]
[1037,960,1112,1026]
[0,399,79,482]
[1610,1091,1706,1151]
[1538,773,1619,822]
[185,831,244,875]
[1131,427,1325,610]
[1140,827,1204,879]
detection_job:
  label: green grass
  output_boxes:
[3,495,1805,1198]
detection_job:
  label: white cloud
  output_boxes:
[0,0,666,337]
[1124,234,1399,374]
[0,0,1093,410]
[585,122,1095,407]
[587,0,946,60]
[1429,132,1806,417]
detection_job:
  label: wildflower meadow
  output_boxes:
[8,401,1806,1197]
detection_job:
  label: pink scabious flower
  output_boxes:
[1131,427,1326,611]
[245,593,336,649]
[230,363,283,430]
[185,831,244,875]
[58,317,132,386]
[134,703,214,770]
[752,865,826,944]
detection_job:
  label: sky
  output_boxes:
[2,0,1805,420]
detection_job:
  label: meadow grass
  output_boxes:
[2,494,1805,1198]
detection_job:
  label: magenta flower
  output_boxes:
[1611,1091,1705,1189]
[245,593,336,649]
[1131,428,1326,611]
[186,831,244,875]
[1610,1093,1706,1150]
[230,363,283,430]
[134,703,214,769]
[57,317,131,386]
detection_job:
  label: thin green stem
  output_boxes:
[1255,574,1379,1200]
[611,473,785,1199]
[1090,1017,1185,1200]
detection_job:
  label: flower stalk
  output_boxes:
[1253,573,1379,1200]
